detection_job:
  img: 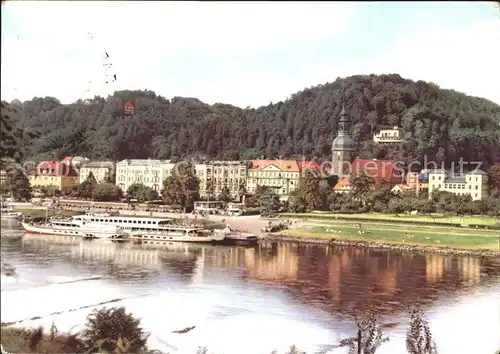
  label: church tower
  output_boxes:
[332,105,355,177]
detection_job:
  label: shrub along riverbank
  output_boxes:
[1,306,442,354]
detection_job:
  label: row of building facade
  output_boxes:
[6,155,488,201]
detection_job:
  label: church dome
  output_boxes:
[332,135,355,151]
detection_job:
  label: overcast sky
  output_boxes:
[1,1,499,107]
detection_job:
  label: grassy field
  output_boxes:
[304,219,500,235]
[280,224,500,252]
[279,212,499,227]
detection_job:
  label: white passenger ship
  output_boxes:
[70,212,174,231]
[21,212,226,243]
[22,220,128,239]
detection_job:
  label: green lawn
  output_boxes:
[304,220,499,236]
[279,212,499,227]
[279,225,500,252]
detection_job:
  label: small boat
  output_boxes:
[0,208,23,220]
[130,226,225,244]
[0,198,23,220]
[214,226,259,246]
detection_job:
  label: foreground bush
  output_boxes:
[82,307,149,353]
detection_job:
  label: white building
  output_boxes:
[427,169,489,201]
[79,161,115,184]
[116,159,171,193]
[373,127,403,144]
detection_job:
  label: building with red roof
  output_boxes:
[28,160,78,191]
[332,159,404,194]
[349,159,404,184]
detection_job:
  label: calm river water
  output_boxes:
[1,220,499,354]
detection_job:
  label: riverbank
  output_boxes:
[264,227,500,258]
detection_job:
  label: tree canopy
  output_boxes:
[162,161,200,211]
[2,74,499,170]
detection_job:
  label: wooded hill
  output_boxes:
[3,74,500,170]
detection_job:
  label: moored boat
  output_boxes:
[214,227,259,246]
[0,209,23,220]
[0,198,23,220]
[21,221,129,240]
[130,226,225,244]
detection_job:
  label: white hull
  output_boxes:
[21,222,128,239]
[132,231,225,243]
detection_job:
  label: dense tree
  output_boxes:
[288,170,325,212]
[245,185,268,208]
[162,161,200,211]
[3,74,498,169]
[0,102,38,169]
[388,198,405,215]
[218,185,232,203]
[92,183,123,202]
[238,182,247,202]
[5,166,32,201]
[259,189,281,214]
[288,190,307,213]
[126,183,158,202]
[206,179,215,200]
[81,306,149,353]
[37,185,59,197]
[488,163,500,193]
[77,173,97,200]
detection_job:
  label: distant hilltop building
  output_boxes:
[331,104,405,193]
[373,127,403,144]
[62,156,90,167]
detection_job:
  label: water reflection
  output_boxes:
[6,234,499,319]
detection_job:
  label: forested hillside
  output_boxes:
[3,74,500,170]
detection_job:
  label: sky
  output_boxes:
[1,1,499,107]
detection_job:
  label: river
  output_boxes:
[1,220,499,354]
